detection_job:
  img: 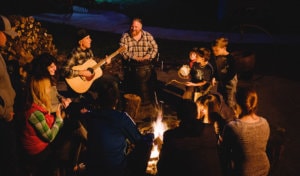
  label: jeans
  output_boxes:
[124,64,156,105]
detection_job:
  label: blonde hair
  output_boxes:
[30,77,51,113]
[212,37,228,48]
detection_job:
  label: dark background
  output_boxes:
[1,0,299,34]
[1,1,300,175]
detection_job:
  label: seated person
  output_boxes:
[85,76,153,176]
[157,99,222,176]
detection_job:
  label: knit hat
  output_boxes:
[77,29,89,41]
[0,15,18,39]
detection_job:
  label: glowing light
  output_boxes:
[146,109,168,175]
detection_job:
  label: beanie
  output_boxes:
[77,29,89,41]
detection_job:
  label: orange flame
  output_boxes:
[146,109,168,175]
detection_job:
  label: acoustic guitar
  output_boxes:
[65,46,126,93]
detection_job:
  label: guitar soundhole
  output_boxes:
[84,74,95,81]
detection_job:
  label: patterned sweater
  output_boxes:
[221,117,270,176]
[22,103,63,155]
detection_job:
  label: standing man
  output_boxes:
[0,15,19,176]
[120,17,158,108]
[211,37,238,111]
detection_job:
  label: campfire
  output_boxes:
[145,109,168,175]
[135,98,179,175]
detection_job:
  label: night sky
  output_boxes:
[1,0,299,34]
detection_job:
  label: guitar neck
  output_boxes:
[92,46,126,70]
[65,46,125,94]
[92,59,106,70]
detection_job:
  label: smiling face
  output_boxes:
[189,51,197,61]
[47,62,57,76]
[130,19,142,37]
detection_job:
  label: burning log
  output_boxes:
[145,113,169,175]
[153,136,163,151]
[135,103,180,175]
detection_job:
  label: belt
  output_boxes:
[128,59,152,66]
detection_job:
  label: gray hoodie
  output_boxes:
[0,54,16,122]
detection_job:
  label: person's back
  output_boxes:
[157,99,223,176]
[87,109,141,175]
[220,86,270,176]
[224,117,270,176]
[86,77,150,176]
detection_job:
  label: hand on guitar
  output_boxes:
[65,46,125,93]
[105,55,112,64]
[78,69,95,80]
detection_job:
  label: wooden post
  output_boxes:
[123,94,141,120]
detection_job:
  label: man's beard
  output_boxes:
[130,29,141,37]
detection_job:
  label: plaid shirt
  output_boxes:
[120,30,158,60]
[64,46,95,78]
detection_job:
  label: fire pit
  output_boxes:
[138,108,179,175]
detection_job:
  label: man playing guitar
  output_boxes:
[64,28,126,95]
[63,28,112,92]
[61,28,115,174]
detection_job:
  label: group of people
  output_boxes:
[158,29,270,175]
[157,86,270,176]
[179,36,238,112]
[1,15,156,176]
[0,13,271,176]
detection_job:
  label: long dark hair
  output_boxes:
[29,52,58,84]
[24,53,57,111]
